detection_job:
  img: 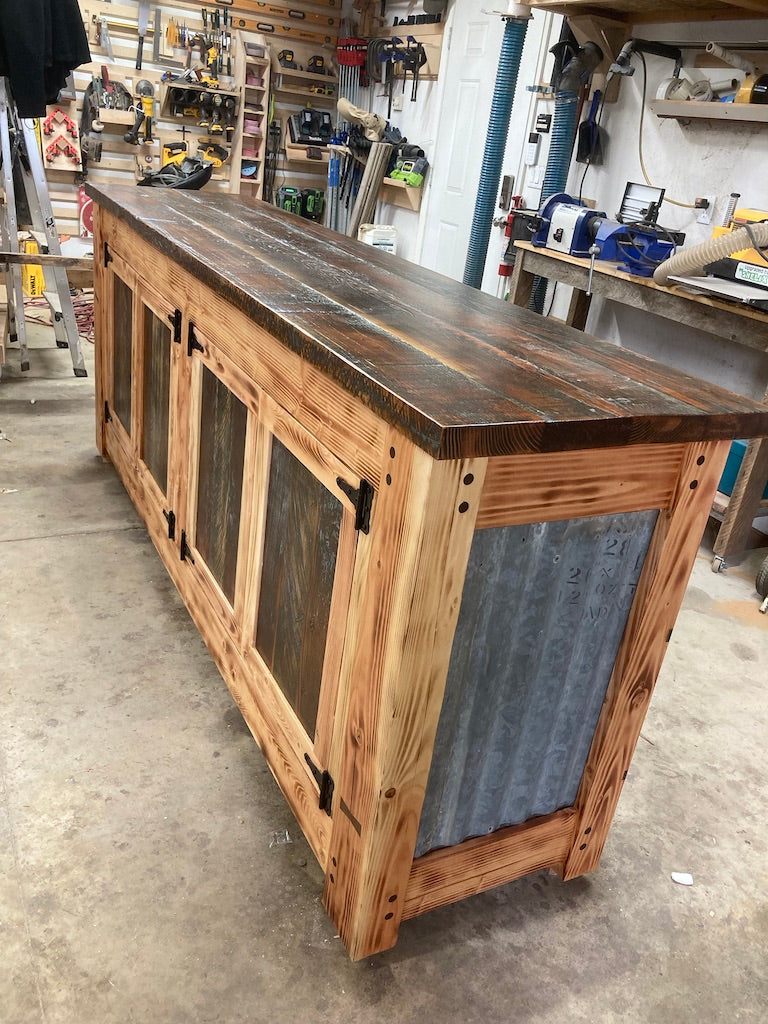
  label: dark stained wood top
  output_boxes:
[87,185,768,459]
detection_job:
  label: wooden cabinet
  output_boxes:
[90,185,768,961]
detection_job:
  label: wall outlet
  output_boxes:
[696,196,716,225]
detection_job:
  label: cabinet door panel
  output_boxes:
[141,304,172,494]
[112,275,133,435]
[196,364,248,605]
[255,437,343,738]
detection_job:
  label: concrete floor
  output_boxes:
[1,328,767,1024]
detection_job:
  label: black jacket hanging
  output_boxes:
[0,0,91,117]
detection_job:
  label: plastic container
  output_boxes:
[718,439,768,498]
[358,224,397,255]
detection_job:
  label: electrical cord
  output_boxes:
[743,221,768,265]
[638,53,696,210]
[544,282,558,316]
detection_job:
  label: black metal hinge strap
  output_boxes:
[336,476,374,534]
[180,530,195,563]
[163,508,176,540]
[187,323,204,357]
[103,241,112,267]
[305,753,334,815]
[104,400,112,423]
[167,309,182,344]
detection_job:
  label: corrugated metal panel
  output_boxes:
[415,510,658,858]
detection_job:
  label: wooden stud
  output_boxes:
[323,436,487,959]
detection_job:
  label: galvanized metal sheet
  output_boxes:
[415,510,659,858]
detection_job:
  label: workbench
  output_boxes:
[509,240,768,568]
[88,185,768,959]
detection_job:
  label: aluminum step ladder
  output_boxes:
[0,77,86,377]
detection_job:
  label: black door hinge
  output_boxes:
[104,400,112,423]
[336,477,374,533]
[305,753,334,815]
[163,508,176,540]
[187,323,204,357]
[180,530,195,563]
[103,241,112,267]
[167,309,182,344]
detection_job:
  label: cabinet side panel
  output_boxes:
[415,509,658,858]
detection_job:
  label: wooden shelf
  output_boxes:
[273,84,335,104]
[380,177,423,212]
[525,1,767,22]
[272,64,338,84]
[649,99,768,124]
[284,140,329,166]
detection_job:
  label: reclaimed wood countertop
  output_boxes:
[88,185,768,459]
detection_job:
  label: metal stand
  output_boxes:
[0,78,86,376]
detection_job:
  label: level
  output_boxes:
[187,0,340,12]
[243,3,339,27]
[231,14,336,46]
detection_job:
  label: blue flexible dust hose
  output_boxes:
[540,89,579,204]
[462,16,529,290]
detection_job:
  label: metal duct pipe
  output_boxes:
[462,8,531,290]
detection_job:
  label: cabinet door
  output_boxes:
[103,253,181,546]
[135,285,179,523]
[246,401,361,862]
[104,255,137,457]
[181,326,361,865]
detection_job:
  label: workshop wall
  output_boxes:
[361,0,443,263]
[568,18,768,398]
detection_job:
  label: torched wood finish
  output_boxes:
[255,437,343,739]
[111,274,132,437]
[90,188,768,961]
[141,305,172,494]
[195,365,248,606]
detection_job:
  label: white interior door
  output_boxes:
[418,3,506,282]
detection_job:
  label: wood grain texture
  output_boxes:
[255,437,343,737]
[512,241,768,355]
[523,1,763,22]
[195,365,248,605]
[713,436,768,560]
[404,809,575,919]
[562,439,731,879]
[140,303,171,494]
[97,208,385,485]
[93,210,107,457]
[88,188,768,459]
[111,274,133,436]
[323,434,486,959]
[477,444,685,528]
